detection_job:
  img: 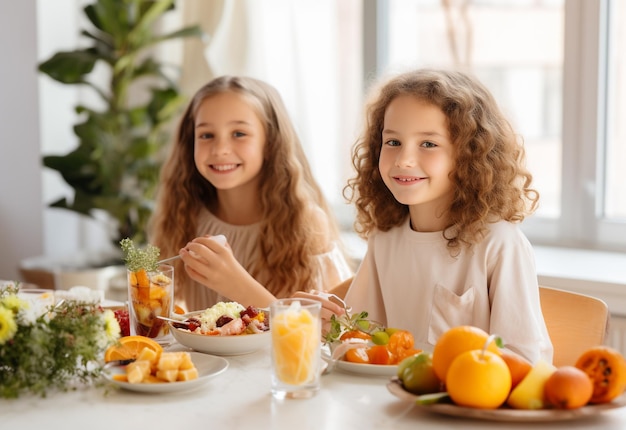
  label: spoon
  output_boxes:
[156,234,228,265]
[156,315,189,325]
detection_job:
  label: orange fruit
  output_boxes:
[387,330,414,362]
[344,347,370,364]
[340,330,372,342]
[544,366,593,409]
[367,345,392,365]
[575,346,626,404]
[446,349,512,409]
[104,335,163,362]
[500,349,532,389]
[173,305,186,315]
[432,326,500,383]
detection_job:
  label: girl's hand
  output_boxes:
[291,290,347,333]
[179,235,275,307]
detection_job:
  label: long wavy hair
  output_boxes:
[149,76,342,298]
[344,69,539,254]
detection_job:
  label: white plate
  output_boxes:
[387,378,626,422]
[335,359,398,377]
[104,352,228,393]
[169,314,270,356]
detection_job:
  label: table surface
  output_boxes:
[3,341,626,430]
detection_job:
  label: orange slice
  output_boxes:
[104,335,163,362]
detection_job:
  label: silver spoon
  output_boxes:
[156,315,190,325]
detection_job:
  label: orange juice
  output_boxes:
[270,298,321,398]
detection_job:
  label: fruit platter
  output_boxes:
[387,325,626,422]
[169,301,270,356]
[323,308,423,376]
[103,336,228,393]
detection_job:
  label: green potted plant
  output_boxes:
[38,0,203,251]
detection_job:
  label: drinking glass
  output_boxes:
[17,288,55,314]
[270,298,322,399]
[127,264,174,346]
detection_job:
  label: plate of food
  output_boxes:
[336,359,398,377]
[105,351,228,394]
[387,377,626,422]
[169,302,270,356]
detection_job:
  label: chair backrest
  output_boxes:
[328,276,354,300]
[539,285,609,367]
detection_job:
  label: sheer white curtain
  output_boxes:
[181,0,352,207]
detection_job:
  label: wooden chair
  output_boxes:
[539,285,609,367]
[328,276,354,300]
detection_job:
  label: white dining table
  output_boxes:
[3,338,626,430]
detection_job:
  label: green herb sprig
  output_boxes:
[323,310,384,345]
[120,238,160,272]
[0,282,120,398]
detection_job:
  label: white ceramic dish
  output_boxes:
[169,313,270,356]
[387,378,626,422]
[104,352,228,393]
[335,359,398,377]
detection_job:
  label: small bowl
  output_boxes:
[169,312,270,356]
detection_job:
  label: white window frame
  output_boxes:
[368,0,626,253]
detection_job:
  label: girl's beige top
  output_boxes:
[345,218,554,364]
[180,208,353,311]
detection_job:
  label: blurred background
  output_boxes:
[1,0,625,298]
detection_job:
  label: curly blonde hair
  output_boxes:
[149,76,343,298]
[345,69,539,254]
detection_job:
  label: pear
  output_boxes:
[507,359,557,409]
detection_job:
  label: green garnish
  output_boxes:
[323,310,384,345]
[120,238,160,272]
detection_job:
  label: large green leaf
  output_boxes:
[39,0,203,245]
[38,49,99,84]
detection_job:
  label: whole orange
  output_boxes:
[544,366,593,409]
[446,349,512,409]
[432,326,500,383]
[500,349,532,389]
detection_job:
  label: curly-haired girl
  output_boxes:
[149,76,352,311]
[301,69,552,363]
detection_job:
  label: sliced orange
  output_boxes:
[104,335,163,362]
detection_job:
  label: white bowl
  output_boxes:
[169,313,270,356]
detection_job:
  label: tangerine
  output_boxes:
[446,349,512,409]
[500,349,532,389]
[340,330,372,342]
[104,335,163,362]
[544,366,593,409]
[432,326,500,383]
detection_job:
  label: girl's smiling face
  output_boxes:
[379,95,455,232]
[193,91,266,194]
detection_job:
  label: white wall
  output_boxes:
[0,0,44,281]
[0,0,114,283]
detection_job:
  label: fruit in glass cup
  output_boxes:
[128,268,173,338]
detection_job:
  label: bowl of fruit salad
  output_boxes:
[169,301,270,356]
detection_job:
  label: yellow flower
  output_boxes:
[0,306,18,345]
[0,294,26,313]
[103,309,121,342]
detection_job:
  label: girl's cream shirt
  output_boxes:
[345,217,553,364]
[181,209,353,311]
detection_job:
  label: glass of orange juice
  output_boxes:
[127,264,174,346]
[270,298,322,399]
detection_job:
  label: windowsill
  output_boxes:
[341,232,626,316]
[534,246,626,316]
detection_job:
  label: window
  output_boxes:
[369,0,626,252]
[605,0,626,220]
